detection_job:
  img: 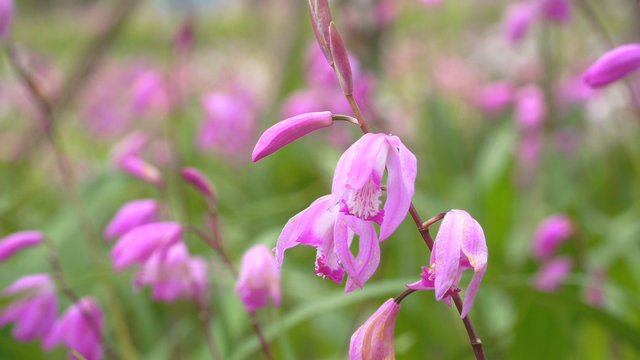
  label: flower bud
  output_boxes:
[515,84,546,131]
[252,111,333,162]
[584,44,640,88]
[503,2,538,44]
[120,156,164,187]
[235,244,281,312]
[0,230,44,262]
[329,22,353,96]
[104,199,159,240]
[532,213,573,260]
[181,167,216,200]
[349,298,400,360]
[308,0,334,65]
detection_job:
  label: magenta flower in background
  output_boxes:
[0,274,57,342]
[477,80,514,115]
[0,230,44,262]
[276,195,380,292]
[133,242,208,303]
[331,133,417,241]
[532,213,573,260]
[120,156,164,187]
[103,199,158,240]
[109,131,149,167]
[407,209,488,318]
[584,269,606,307]
[198,92,257,158]
[540,0,571,23]
[515,84,546,131]
[252,111,334,162]
[0,0,13,39]
[533,256,572,291]
[503,2,538,44]
[235,244,281,312]
[110,222,182,270]
[44,297,103,360]
[131,70,168,115]
[349,298,400,359]
[181,167,216,199]
[584,44,640,87]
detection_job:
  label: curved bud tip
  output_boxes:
[182,167,217,201]
[252,111,333,162]
[329,22,353,96]
[584,44,640,88]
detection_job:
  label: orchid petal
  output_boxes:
[433,212,461,301]
[460,217,488,272]
[345,220,380,292]
[379,137,413,241]
[334,213,360,288]
[346,133,387,190]
[331,141,359,205]
[461,266,486,318]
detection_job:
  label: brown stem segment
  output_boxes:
[393,289,415,304]
[345,93,486,359]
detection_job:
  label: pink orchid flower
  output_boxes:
[0,230,44,262]
[44,297,104,360]
[407,209,487,318]
[104,199,158,240]
[0,274,58,342]
[110,222,182,270]
[331,133,417,241]
[533,256,572,292]
[349,298,401,359]
[235,244,281,312]
[532,213,573,260]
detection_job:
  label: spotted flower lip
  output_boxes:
[0,230,44,262]
[252,111,334,162]
[331,133,417,241]
[349,298,400,360]
[584,44,640,87]
[103,199,158,240]
[276,195,381,292]
[0,274,58,342]
[110,222,182,270]
[235,244,281,312]
[407,209,487,318]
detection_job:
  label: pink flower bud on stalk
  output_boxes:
[532,213,573,260]
[0,0,14,40]
[109,131,149,167]
[533,256,572,291]
[503,2,538,44]
[181,167,217,200]
[407,209,487,318]
[252,111,334,162]
[308,0,334,65]
[584,44,640,88]
[515,84,546,131]
[329,22,353,96]
[44,297,104,360]
[540,0,571,23]
[0,274,58,342]
[120,156,164,187]
[0,230,44,262]
[235,245,281,312]
[349,298,400,359]
[110,222,182,270]
[103,199,159,240]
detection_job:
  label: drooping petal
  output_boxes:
[460,215,488,273]
[460,266,486,318]
[251,111,334,162]
[334,213,358,287]
[345,220,380,293]
[379,136,417,241]
[433,211,461,301]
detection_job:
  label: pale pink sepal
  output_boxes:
[329,22,354,96]
[584,44,640,88]
[0,230,44,262]
[252,111,333,162]
[349,298,400,360]
[235,244,281,312]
